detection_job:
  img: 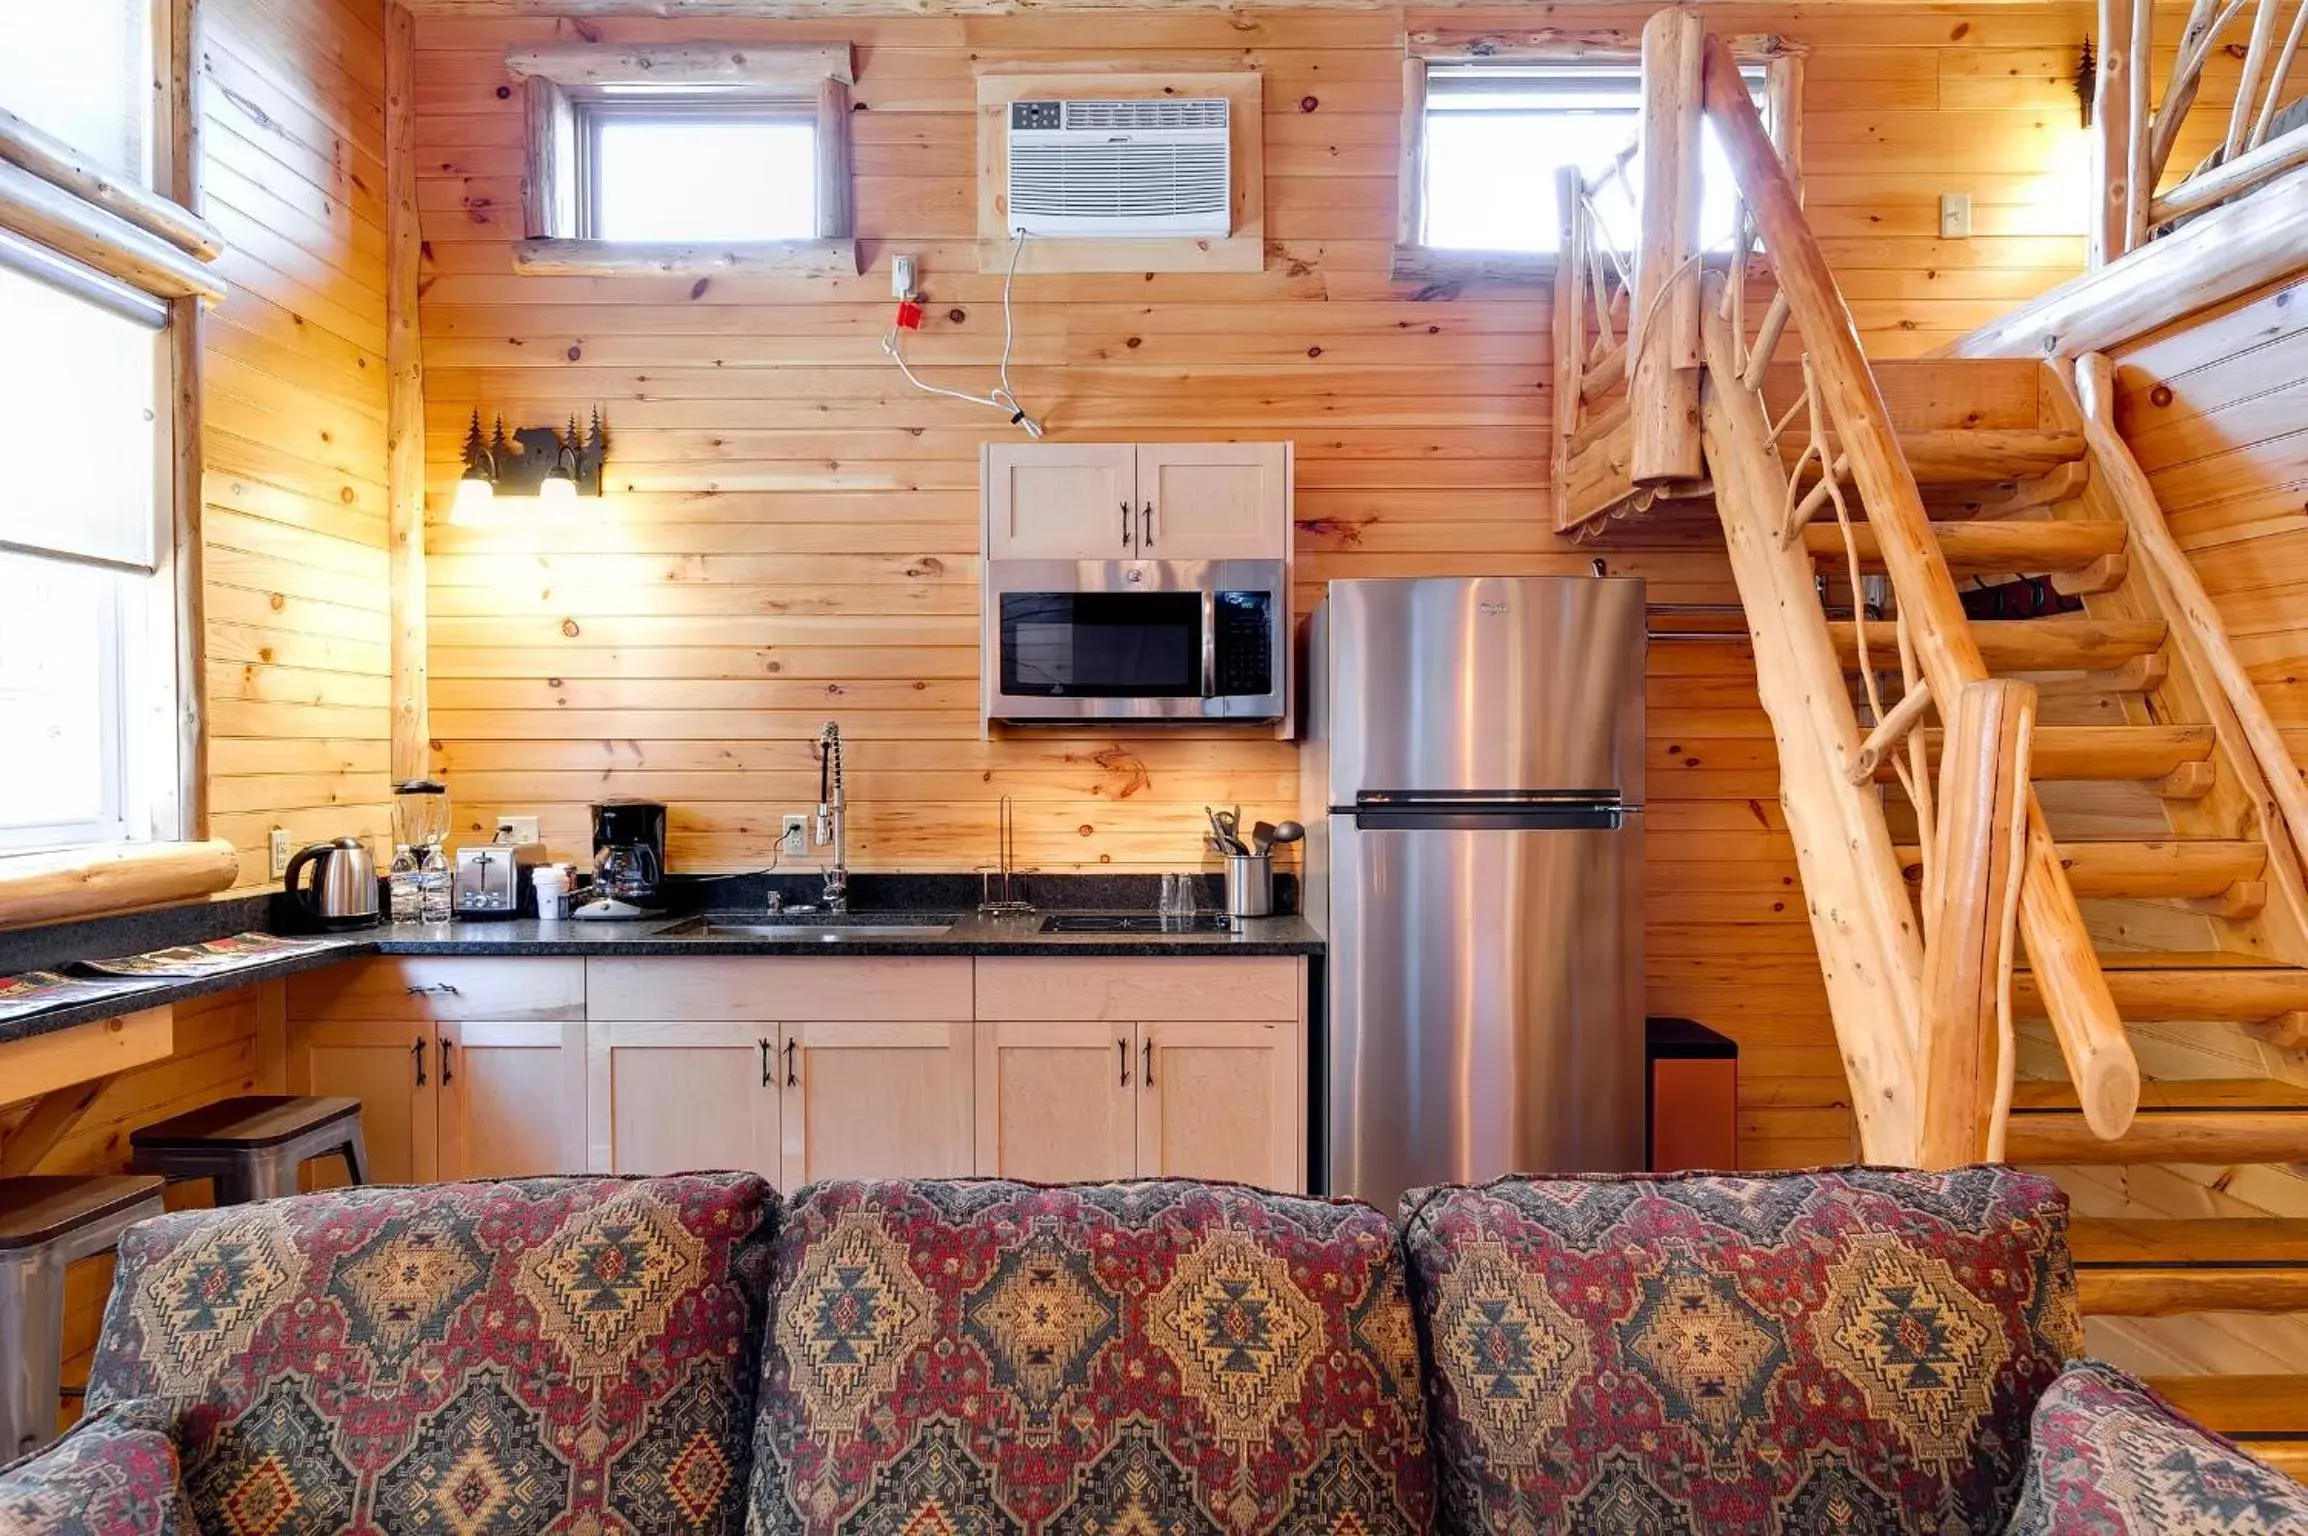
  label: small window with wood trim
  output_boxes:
[509,44,858,276]
[1396,40,1799,282]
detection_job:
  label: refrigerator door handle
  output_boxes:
[1348,806,1626,832]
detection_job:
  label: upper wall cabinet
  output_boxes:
[983,442,1291,562]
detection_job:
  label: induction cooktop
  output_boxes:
[1038,913,1241,934]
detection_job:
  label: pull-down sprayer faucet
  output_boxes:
[816,721,847,913]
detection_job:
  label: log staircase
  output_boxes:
[1563,10,2308,1470]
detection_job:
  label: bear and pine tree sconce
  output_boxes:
[452,409,608,524]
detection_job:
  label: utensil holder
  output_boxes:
[1224,854,1274,918]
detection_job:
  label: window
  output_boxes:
[0,0,190,859]
[510,44,857,275]
[579,103,817,242]
[1397,48,1794,279]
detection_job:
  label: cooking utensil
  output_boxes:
[1250,820,1278,856]
[1271,820,1305,848]
[1206,805,1248,856]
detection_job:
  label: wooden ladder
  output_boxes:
[1564,14,2308,1454]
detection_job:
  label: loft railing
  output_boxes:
[2093,0,2308,263]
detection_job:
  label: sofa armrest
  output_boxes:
[2006,1359,2308,1533]
[0,1400,195,1536]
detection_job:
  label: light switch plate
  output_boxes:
[269,827,294,878]
[496,814,541,845]
[1939,192,1973,238]
[780,815,808,858]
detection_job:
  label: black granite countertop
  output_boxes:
[0,881,1321,1048]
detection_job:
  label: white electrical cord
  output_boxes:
[882,228,1045,438]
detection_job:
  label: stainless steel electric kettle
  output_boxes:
[283,837,381,929]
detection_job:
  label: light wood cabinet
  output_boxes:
[287,1018,436,1184]
[1140,1021,1301,1189]
[975,1020,1140,1183]
[438,1020,587,1179]
[590,1021,784,1179]
[983,442,1290,561]
[783,1021,975,1183]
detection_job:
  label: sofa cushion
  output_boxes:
[1400,1166,2081,1535]
[0,1400,194,1536]
[749,1178,1434,1536]
[85,1173,776,1535]
[2008,1358,2308,1533]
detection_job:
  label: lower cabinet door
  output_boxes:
[974,1020,1138,1183]
[589,1021,782,1179]
[782,1020,975,1185]
[436,1020,587,1179]
[1139,1021,1304,1193]
[286,1020,437,1185]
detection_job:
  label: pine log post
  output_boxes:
[1700,33,2138,1143]
[1919,679,2036,1167]
[2090,0,2135,265]
[1551,164,1583,531]
[1628,7,1704,484]
[387,4,428,784]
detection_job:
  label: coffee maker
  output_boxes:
[575,798,667,919]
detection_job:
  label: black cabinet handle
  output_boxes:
[1142,1038,1154,1086]
[439,1039,455,1085]
[759,1038,773,1088]
[1140,503,1154,546]
[785,1037,798,1087]
[405,982,460,996]
[411,1038,426,1087]
[1121,501,1131,546]
[1118,1037,1130,1086]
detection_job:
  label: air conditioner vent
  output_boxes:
[1005,97,1232,238]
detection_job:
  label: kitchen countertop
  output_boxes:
[0,910,1323,1048]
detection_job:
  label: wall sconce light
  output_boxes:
[2075,38,2097,130]
[450,409,608,525]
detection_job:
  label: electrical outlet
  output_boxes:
[496,814,541,845]
[780,815,808,858]
[892,254,917,299]
[268,827,294,878]
[1939,192,1973,239]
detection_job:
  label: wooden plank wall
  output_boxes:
[200,0,395,887]
[407,3,2121,1169]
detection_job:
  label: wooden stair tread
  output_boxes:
[2014,956,2308,1022]
[2070,1217,2308,1267]
[2007,1092,2308,1164]
[1895,839,2265,899]
[1834,618,2164,672]
[1778,428,2087,484]
[2047,950,2306,971]
[2014,1079,2308,1112]
[1873,724,2213,784]
[2142,1376,2308,1438]
[1802,520,2123,573]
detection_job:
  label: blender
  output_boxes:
[392,779,452,922]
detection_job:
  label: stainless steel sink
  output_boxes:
[657,913,959,941]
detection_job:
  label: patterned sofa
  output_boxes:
[1,1166,2300,1536]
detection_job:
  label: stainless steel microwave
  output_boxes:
[983,559,1289,723]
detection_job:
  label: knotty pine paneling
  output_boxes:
[409,5,2118,1167]
[201,0,396,887]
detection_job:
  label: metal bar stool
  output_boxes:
[0,1176,166,1457]
[129,1096,368,1205]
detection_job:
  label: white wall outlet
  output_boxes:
[892,254,918,299]
[1939,192,1973,239]
[269,827,294,878]
[780,814,808,858]
[496,814,541,845]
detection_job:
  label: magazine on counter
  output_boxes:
[72,931,332,980]
[0,969,159,1024]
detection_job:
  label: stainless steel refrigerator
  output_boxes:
[1303,576,1647,1211]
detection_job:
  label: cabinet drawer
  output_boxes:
[974,957,1301,1022]
[586,957,973,1021]
[288,958,585,1022]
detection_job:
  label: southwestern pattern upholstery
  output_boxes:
[1399,1166,2082,1535]
[82,1173,777,1536]
[748,1178,1434,1536]
[0,1401,194,1536]
[2008,1358,2308,1534]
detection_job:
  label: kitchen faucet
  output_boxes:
[816,720,847,913]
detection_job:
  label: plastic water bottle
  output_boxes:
[418,843,452,922]
[388,845,421,923]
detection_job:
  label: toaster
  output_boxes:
[452,841,547,920]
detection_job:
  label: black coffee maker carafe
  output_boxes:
[576,798,666,919]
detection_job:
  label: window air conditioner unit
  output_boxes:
[1005,98,1232,238]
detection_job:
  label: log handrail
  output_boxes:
[1697,32,2141,1144]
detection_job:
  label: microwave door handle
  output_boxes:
[1201,588,1218,699]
